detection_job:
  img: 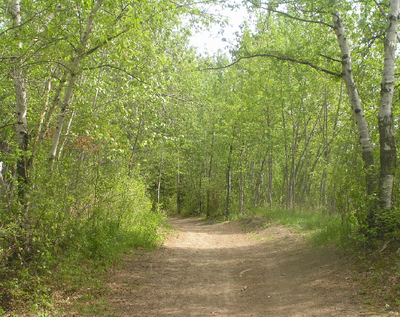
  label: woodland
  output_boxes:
[1,0,400,314]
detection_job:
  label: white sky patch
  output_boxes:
[189,4,251,55]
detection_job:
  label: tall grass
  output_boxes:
[246,207,358,246]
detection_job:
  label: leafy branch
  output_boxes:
[202,54,342,78]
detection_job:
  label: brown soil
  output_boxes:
[106,217,390,316]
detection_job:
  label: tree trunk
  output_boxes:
[268,147,273,208]
[177,158,181,214]
[49,0,104,168]
[254,155,267,207]
[157,154,164,205]
[199,166,202,214]
[207,131,215,218]
[378,0,399,210]
[239,147,245,215]
[251,161,256,204]
[12,0,29,201]
[33,78,52,147]
[13,68,28,199]
[288,111,300,209]
[281,109,289,207]
[57,110,76,160]
[33,69,69,152]
[267,106,273,209]
[332,10,376,197]
[226,144,233,219]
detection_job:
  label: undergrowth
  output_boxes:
[1,212,166,316]
[0,163,166,316]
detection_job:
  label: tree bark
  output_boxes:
[281,109,289,207]
[254,155,267,207]
[177,156,181,214]
[33,70,69,153]
[332,11,377,196]
[12,0,28,200]
[226,144,233,219]
[268,147,273,208]
[157,153,164,205]
[239,146,245,215]
[57,110,76,160]
[267,106,273,209]
[49,0,104,168]
[378,0,399,209]
[207,131,215,218]
[13,67,28,199]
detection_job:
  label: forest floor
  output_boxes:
[102,217,396,317]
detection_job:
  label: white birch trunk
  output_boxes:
[30,11,66,153]
[267,107,273,209]
[12,0,29,198]
[207,131,215,218]
[177,154,181,215]
[226,144,233,219]
[13,69,28,156]
[12,0,26,149]
[33,68,70,152]
[49,64,78,168]
[239,149,244,215]
[49,0,104,168]
[157,155,164,205]
[11,0,21,38]
[33,79,52,147]
[378,0,399,209]
[57,110,76,160]
[332,11,376,195]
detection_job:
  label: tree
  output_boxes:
[234,0,399,231]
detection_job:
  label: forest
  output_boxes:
[1,0,400,314]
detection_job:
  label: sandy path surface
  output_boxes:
[107,217,377,316]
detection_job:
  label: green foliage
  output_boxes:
[0,160,166,312]
[0,0,187,312]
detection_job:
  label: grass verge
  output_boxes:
[1,211,167,316]
[244,207,357,246]
[240,207,400,314]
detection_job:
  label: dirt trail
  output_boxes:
[107,217,380,316]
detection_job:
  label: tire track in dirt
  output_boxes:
[107,217,387,316]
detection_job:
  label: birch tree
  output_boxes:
[48,0,105,168]
[236,0,400,229]
[11,0,28,200]
[377,0,398,210]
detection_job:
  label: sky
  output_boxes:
[188,3,251,55]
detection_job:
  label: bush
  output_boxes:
[0,155,166,313]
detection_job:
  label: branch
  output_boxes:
[82,29,128,57]
[373,0,388,16]
[160,93,187,103]
[320,54,341,63]
[0,14,38,37]
[81,5,130,57]
[202,54,342,77]
[19,60,73,73]
[0,122,17,130]
[247,0,334,28]
[83,64,147,83]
